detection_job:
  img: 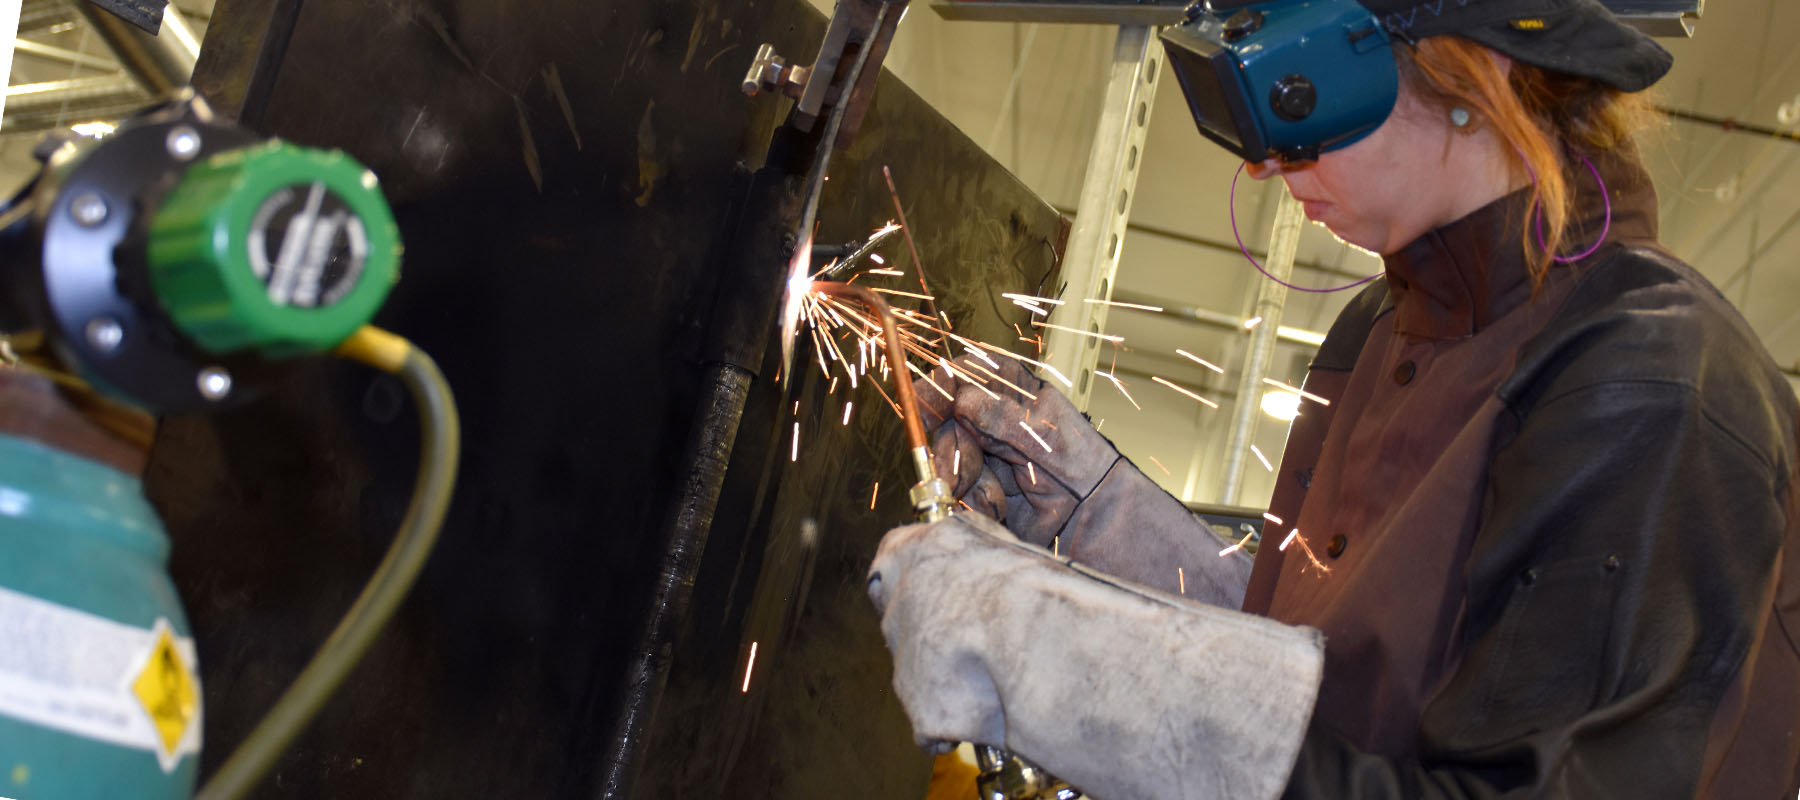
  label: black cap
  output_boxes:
[1355,0,1673,92]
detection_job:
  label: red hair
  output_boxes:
[1398,37,1656,286]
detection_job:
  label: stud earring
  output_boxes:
[1450,107,1472,128]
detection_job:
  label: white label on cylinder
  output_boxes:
[0,586,202,772]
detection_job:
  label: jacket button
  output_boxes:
[1326,534,1347,558]
[1393,360,1417,385]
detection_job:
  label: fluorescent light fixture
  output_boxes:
[1260,390,1302,421]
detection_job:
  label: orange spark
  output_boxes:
[742,641,759,693]
[1094,370,1140,410]
[1152,376,1220,408]
[1251,444,1273,471]
[1178,567,1186,595]
[1018,421,1053,453]
[843,401,854,426]
[871,287,936,301]
[866,268,903,276]
[1263,512,1283,525]
[871,482,880,509]
[1085,298,1163,312]
[1001,292,1066,306]
[1147,455,1172,477]
[791,422,800,462]
[1027,462,1037,485]
[1261,377,1331,406]
[1175,349,1226,374]
[1031,320,1123,343]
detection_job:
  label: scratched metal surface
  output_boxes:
[149,1,1066,797]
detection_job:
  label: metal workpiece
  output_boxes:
[1040,26,1161,411]
[600,361,757,800]
[1219,189,1304,505]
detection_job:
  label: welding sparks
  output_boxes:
[1002,292,1066,306]
[1018,421,1054,453]
[1176,349,1226,374]
[1094,370,1140,410]
[828,377,839,394]
[1244,315,1264,330]
[1014,300,1050,316]
[791,422,800,462]
[1251,444,1273,472]
[1031,320,1124,343]
[843,401,854,426]
[1147,455,1172,477]
[1261,377,1331,406]
[866,268,904,277]
[1279,528,1300,551]
[1085,298,1163,312]
[742,641,759,693]
[1178,567,1186,595]
[953,448,962,476]
[1220,531,1255,557]
[871,287,936,301]
[1027,462,1037,485]
[870,253,886,265]
[871,482,880,510]
[1152,376,1220,408]
[909,361,955,401]
[1263,512,1283,525]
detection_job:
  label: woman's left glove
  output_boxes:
[867,512,1323,800]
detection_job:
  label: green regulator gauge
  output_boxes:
[147,140,401,356]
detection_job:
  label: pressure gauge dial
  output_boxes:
[147,141,401,355]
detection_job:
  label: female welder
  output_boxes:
[864,0,1800,797]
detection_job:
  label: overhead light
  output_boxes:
[70,121,115,138]
[1260,390,1302,421]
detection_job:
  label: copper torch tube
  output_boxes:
[807,281,930,452]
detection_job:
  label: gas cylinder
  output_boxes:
[0,428,199,799]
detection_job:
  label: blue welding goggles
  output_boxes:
[1161,0,1400,164]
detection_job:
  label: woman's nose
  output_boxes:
[1245,159,1283,180]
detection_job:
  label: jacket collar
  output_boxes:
[1380,151,1659,340]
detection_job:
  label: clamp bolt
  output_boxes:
[85,317,123,353]
[70,194,108,227]
[197,366,233,400]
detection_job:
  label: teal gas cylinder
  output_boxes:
[0,432,200,800]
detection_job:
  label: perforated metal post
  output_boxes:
[1219,188,1304,505]
[1040,26,1159,411]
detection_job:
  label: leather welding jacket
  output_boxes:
[1242,154,1800,798]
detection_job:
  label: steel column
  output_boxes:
[1219,189,1303,505]
[1040,25,1157,410]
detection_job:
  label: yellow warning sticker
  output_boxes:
[131,625,198,765]
[1510,18,1547,30]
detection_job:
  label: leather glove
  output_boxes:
[867,512,1323,800]
[919,356,1251,604]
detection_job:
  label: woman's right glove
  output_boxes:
[918,356,1251,605]
[867,512,1323,800]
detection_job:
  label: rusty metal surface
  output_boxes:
[150,1,1067,797]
